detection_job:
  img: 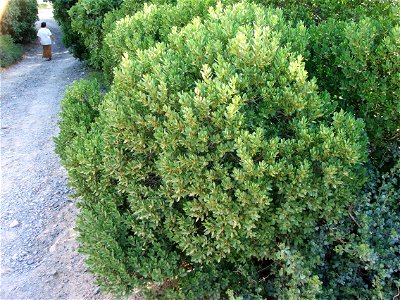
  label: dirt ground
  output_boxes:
[0,8,113,300]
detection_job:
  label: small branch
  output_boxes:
[348,202,360,228]
[393,287,400,300]
[256,262,275,274]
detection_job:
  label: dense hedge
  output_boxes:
[52,0,88,60]
[67,0,123,68]
[56,0,400,298]
[54,79,103,162]
[54,0,398,68]
[306,16,400,163]
[60,0,174,68]
[0,0,38,43]
[257,0,398,25]
[56,2,373,297]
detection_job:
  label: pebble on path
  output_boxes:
[9,220,20,228]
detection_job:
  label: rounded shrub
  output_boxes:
[64,2,369,297]
[0,0,38,43]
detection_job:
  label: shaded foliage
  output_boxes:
[306,15,400,164]
[0,35,23,67]
[0,0,38,43]
[52,0,88,60]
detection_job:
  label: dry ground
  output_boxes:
[0,8,113,300]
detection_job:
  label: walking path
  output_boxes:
[0,8,110,299]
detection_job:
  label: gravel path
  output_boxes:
[0,9,111,300]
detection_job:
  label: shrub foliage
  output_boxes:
[56,2,373,297]
[52,0,88,60]
[307,17,400,162]
[0,0,38,43]
[257,0,397,25]
[68,0,123,68]
[55,79,103,162]
[102,0,237,81]
[56,0,399,298]
[0,35,23,67]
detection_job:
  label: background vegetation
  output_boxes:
[54,0,400,298]
[0,0,38,67]
[0,34,23,68]
[0,0,38,43]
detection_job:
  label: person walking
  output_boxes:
[37,22,55,61]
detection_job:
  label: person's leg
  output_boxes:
[48,45,52,61]
[43,45,51,61]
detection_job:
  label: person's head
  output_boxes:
[41,22,46,28]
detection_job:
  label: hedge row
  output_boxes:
[55,0,400,298]
[53,0,398,73]
[53,0,175,68]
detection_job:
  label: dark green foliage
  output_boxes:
[0,35,23,67]
[304,157,400,299]
[60,2,369,297]
[52,0,88,60]
[256,0,397,25]
[326,158,400,298]
[255,154,400,299]
[306,16,400,163]
[0,0,38,43]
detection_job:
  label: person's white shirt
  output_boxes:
[37,28,52,45]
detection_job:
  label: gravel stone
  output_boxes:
[0,8,115,300]
[9,220,20,228]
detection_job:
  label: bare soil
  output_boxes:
[0,8,112,300]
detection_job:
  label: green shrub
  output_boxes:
[256,0,397,25]
[0,35,23,67]
[60,2,369,297]
[68,0,124,68]
[307,17,400,163]
[326,158,400,298]
[102,0,239,81]
[0,0,38,43]
[102,0,175,39]
[102,0,310,81]
[101,0,177,79]
[52,0,88,60]
[257,153,400,299]
[54,79,103,163]
[297,156,400,299]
